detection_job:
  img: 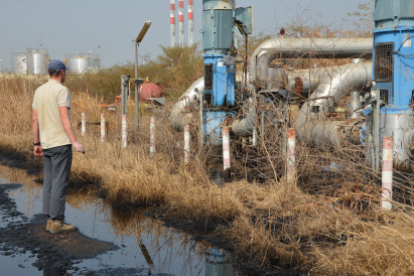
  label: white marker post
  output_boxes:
[101,114,106,142]
[122,115,127,148]
[223,127,231,182]
[81,113,86,136]
[184,125,190,165]
[382,136,393,210]
[150,117,156,156]
[287,128,296,184]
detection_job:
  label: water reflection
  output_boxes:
[0,164,242,276]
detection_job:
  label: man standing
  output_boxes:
[32,60,85,235]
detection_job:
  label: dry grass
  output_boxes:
[3,68,414,275]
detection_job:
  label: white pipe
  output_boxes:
[170,0,176,47]
[179,0,184,46]
[188,0,193,46]
[101,114,106,142]
[382,136,393,210]
[184,125,190,165]
[81,113,86,136]
[150,117,156,156]
[122,115,127,148]
[223,127,231,171]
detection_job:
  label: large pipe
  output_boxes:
[170,0,176,47]
[169,77,204,131]
[249,38,373,83]
[294,62,372,147]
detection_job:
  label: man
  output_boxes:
[32,60,85,235]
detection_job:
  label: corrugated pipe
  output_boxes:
[294,62,372,147]
[249,38,373,83]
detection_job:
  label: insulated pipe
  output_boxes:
[249,38,373,83]
[188,0,194,46]
[179,0,184,46]
[170,0,176,47]
[230,98,257,136]
[294,62,372,148]
[81,113,86,136]
[287,68,333,95]
[101,114,106,142]
[169,77,204,131]
[382,136,393,210]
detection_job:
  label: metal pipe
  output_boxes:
[179,0,184,46]
[121,76,125,118]
[199,88,204,147]
[135,43,139,132]
[188,0,194,46]
[150,117,156,156]
[231,98,257,136]
[287,129,296,184]
[294,62,372,147]
[184,125,190,165]
[101,114,106,142]
[374,88,381,170]
[170,0,176,47]
[346,91,363,119]
[81,113,86,136]
[122,115,127,148]
[382,136,393,210]
[287,68,333,95]
[249,38,373,83]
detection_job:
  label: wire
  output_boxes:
[393,35,414,57]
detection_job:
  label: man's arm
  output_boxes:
[32,109,43,158]
[59,106,85,152]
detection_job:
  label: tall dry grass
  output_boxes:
[3,64,414,275]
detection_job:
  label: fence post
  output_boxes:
[184,125,190,165]
[223,127,231,182]
[150,116,156,156]
[81,113,86,136]
[287,128,296,184]
[122,115,127,148]
[101,114,106,142]
[382,136,393,210]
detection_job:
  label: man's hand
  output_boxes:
[73,142,85,153]
[34,145,43,158]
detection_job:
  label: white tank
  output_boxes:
[10,52,27,74]
[65,53,100,74]
[26,48,48,75]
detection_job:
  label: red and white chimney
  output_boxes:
[170,0,176,47]
[179,0,184,46]
[188,0,194,46]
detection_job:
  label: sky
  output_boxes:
[0,0,367,70]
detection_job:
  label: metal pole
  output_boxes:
[184,125,190,165]
[374,88,381,170]
[122,115,128,148]
[287,128,296,184]
[199,90,204,148]
[223,127,231,182]
[81,113,86,136]
[135,42,139,132]
[170,0,176,47]
[101,114,106,142]
[150,116,156,156]
[179,0,184,46]
[188,0,194,46]
[121,76,125,117]
[382,136,393,210]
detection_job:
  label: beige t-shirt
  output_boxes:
[32,79,71,150]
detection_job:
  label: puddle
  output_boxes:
[0,164,240,276]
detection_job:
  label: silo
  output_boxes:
[10,52,27,74]
[65,53,100,74]
[26,48,48,75]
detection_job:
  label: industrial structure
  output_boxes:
[10,48,49,75]
[169,0,414,177]
[65,52,100,74]
[10,51,27,74]
[170,0,194,47]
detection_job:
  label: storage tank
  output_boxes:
[26,48,48,75]
[10,52,27,74]
[65,52,100,74]
[139,82,162,102]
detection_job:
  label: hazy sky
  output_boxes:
[0,0,366,70]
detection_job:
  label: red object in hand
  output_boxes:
[139,83,162,103]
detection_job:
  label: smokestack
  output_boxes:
[179,0,184,46]
[188,0,193,46]
[170,0,176,47]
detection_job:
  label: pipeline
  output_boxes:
[294,62,372,147]
[223,98,257,136]
[249,38,373,83]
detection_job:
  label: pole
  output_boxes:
[170,0,176,47]
[101,114,106,142]
[81,113,86,136]
[199,90,204,148]
[184,125,190,165]
[223,127,231,182]
[382,136,393,210]
[150,116,156,156]
[135,42,139,132]
[179,0,184,46]
[287,128,296,184]
[122,115,127,148]
[188,0,194,46]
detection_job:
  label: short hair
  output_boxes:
[49,68,64,77]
